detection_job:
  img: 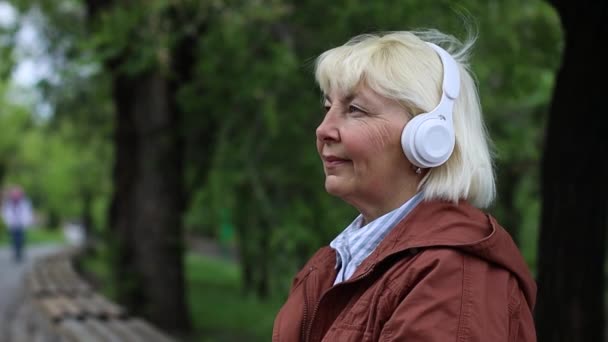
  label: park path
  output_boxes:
[0,244,63,341]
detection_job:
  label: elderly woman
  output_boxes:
[273,30,536,341]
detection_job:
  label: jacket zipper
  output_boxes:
[304,264,377,342]
[300,267,313,342]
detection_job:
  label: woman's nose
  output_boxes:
[316,111,340,142]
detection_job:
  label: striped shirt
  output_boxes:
[330,192,424,285]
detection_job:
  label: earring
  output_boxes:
[415,167,421,175]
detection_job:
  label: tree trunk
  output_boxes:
[496,165,521,245]
[109,70,190,332]
[234,181,271,298]
[256,228,270,298]
[536,1,608,341]
[81,190,93,241]
[132,72,188,332]
[235,187,256,295]
[108,71,141,312]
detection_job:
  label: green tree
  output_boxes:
[0,103,31,186]
[82,0,202,332]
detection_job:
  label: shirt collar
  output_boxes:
[330,192,424,272]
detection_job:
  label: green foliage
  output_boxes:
[90,2,165,75]
[0,103,31,177]
[2,119,111,230]
[1,1,113,234]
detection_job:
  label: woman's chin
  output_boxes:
[324,177,348,197]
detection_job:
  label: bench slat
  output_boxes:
[107,319,149,342]
[59,319,104,342]
[85,319,126,342]
[27,250,176,342]
[128,318,176,342]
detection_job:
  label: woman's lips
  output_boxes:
[323,155,350,167]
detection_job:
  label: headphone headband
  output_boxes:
[425,43,460,100]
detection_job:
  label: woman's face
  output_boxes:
[316,84,417,218]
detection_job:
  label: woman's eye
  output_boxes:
[348,105,363,114]
[323,105,331,113]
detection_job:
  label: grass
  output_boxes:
[0,226,65,246]
[184,253,283,342]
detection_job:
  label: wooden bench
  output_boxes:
[24,248,176,342]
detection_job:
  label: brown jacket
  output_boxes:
[273,200,537,341]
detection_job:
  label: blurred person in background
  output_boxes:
[273,30,536,341]
[1,186,34,263]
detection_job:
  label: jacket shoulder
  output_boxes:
[381,247,534,341]
[385,247,518,291]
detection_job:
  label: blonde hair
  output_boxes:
[315,30,495,208]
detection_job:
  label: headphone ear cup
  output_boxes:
[402,114,455,168]
[401,114,427,167]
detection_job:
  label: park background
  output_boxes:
[0,0,605,341]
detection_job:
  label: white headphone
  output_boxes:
[401,42,461,169]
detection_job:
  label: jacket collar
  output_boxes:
[314,199,537,309]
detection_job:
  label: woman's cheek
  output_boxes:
[363,123,397,152]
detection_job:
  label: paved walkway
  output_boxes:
[0,244,63,341]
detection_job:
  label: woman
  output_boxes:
[273,30,536,341]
